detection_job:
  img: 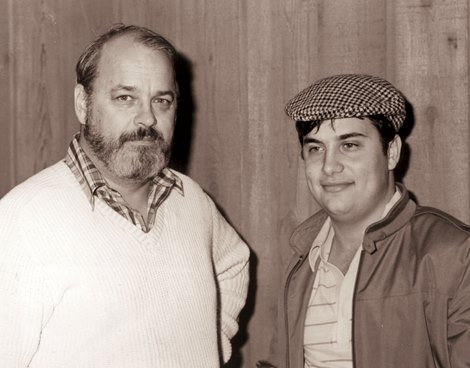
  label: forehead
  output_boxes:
[94,36,175,87]
[307,117,380,139]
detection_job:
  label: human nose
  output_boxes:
[135,101,157,127]
[322,149,343,175]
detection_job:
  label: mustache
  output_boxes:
[119,127,163,144]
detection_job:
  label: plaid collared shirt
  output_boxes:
[65,133,184,233]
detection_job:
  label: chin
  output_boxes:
[327,209,350,219]
[320,198,348,212]
[323,203,353,218]
[110,149,168,181]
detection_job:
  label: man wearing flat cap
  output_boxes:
[259,74,470,368]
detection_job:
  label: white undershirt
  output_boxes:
[304,190,401,368]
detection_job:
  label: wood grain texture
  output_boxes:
[390,0,470,221]
[10,0,73,182]
[0,0,14,195]
[0,1,469,367]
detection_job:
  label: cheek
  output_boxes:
[164,129,174,144]
[304,163,321,187]
[100,109,132,132]
[88,106,107,127]
[159,117,176,139]
[356,158,389,186]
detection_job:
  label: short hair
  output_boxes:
[76,24,177,95]
[295,115,396,156]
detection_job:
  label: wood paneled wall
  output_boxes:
[1,1,469,366]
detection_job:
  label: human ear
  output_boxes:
[387,134,402,170]
[74,84,88,126]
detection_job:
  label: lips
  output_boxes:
[321,181,352,192]
[134,135,156,142]
[126,139,156,145]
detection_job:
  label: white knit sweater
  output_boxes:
[0,161,249,368]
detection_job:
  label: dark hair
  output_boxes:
[76,24,177,95]
[295,114,396,155]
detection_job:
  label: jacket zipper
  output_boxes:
[284,254,306,368]
[351,250,364,368]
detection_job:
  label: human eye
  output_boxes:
[153,93,174,107]
[309,145,322,152]
[153,96,175,111]
[303,143,324,156]
[156,97,171,104]
[341,141,360,152]
[115,95,134,102]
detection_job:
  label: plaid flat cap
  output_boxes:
[285,74,406,132]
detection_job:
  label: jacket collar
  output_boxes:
[289,183,416,256]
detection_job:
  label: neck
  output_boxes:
[330,223,364,252]
[104,175,152,203]
[330,184,397,251]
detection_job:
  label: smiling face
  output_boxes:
[75,35,178,182]
[302,117,401,226]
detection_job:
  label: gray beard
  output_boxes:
[83,123,171,182]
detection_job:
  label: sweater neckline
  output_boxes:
[93,196,168,244]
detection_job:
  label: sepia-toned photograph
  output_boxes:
[0,1,469,367]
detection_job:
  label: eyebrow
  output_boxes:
[110,85,176,99]
[303,132,367,144]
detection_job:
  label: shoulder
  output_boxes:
[166,169,216,213]
[405,206,470,260]
[166,170,237,236]
[412,205,470,237]
[0,161,79,213]
[168,169,205,196]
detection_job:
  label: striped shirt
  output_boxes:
[65,133,183,233]
[304,190,401,368]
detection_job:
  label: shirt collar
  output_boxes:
[308,187,401,270]
[381,187,401,217]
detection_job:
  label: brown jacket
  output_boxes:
[271,185,470,368]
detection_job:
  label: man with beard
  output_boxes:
[0,24,249,368]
